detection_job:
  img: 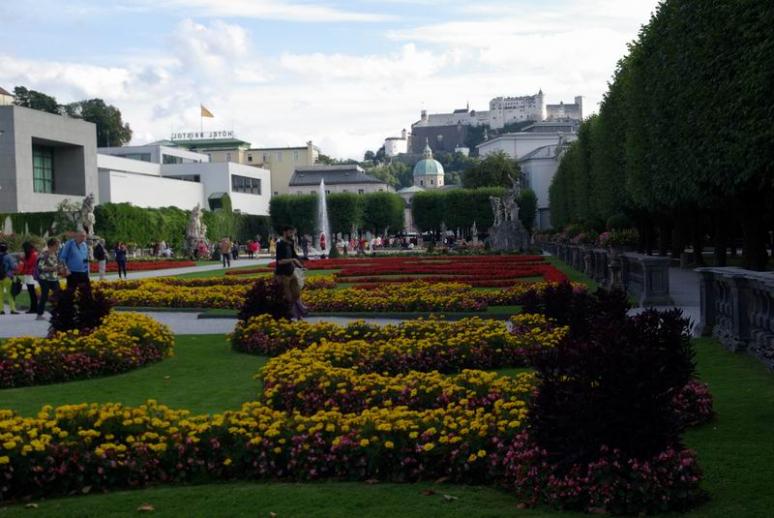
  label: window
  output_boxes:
[162,154,183,164]
[420,180,424,186]
[263,153,270,162]
[276,152,282,162]
[358,189,365,194]
[293,150,300,161]
[226,152,232,162]
[231,174,261,195]
[430,179,434,185]
[122,153,151,162]
[32,145,54,193]
[247,154,253,162]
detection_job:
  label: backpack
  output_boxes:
[94,244,106,261]
[0,253,6,280]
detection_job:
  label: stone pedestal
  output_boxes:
[486,220,529,251]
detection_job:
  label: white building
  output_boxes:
[488,91,547,129]
[547,97,583,121]
[0,105,99,213]
[288,165,392,195]
[0,87,13,106]
[478,121,578,231]
[384,129,409,157]
[98,145,271,215]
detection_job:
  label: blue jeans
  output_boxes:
[37,279,60,316]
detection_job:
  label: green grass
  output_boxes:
[544,255,598,291]
[0,335,266,416]
[0,482,558,518]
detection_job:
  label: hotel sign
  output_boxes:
[170,130,234,141]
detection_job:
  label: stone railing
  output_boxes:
[696,267,774,369]
[537,241,672,307]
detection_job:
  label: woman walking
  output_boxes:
[93,240,108,281]
[36,238,62,320]
[21,242,39,314]
[0,242,19,315]
[114,242,128,280]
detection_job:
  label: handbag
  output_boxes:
[292,267,305,290]
[11,277,23,297]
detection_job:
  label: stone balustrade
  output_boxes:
[697,267,774,369]
[536,241,672,307]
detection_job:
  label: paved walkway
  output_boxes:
[0,311,410,339]
[100,257,272,281]
[629,266,701,335]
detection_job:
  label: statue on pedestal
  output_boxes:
[186,204,209,258]
[486,174,529,251]
[489,196,503,226]
[79,193,96,237]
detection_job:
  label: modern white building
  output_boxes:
[518,145,564,231]
[0,105,99,213]
[288,165,392,195]
[98,145,271,215]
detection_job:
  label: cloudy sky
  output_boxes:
[0,0,658,159]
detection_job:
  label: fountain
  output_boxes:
[317,179,331,256]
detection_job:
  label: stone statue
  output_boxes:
[502,193,517,223]
[187,204,204,240]
[471,221,478,243]
[489,196,503,226]
[79,193,96,236]
[508,173,522,198]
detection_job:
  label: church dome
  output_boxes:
[413,141,445,177]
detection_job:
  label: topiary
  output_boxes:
[606,213,633,231]
[238,277,292,322]
[48,283,112,336]
[527,308,696,466]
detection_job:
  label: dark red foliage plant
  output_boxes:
[238,277,292,322]
[48,284,112,335]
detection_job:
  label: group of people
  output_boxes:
[0,231,132,319]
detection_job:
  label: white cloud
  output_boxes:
[280,44,462,81]
[155,0,392,22]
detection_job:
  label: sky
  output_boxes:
[0,0,659,159]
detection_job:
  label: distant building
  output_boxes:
[518,144,566,231]
[411,141,445,189]
[384,129,409,157]
[546,97,583,121]
[247,142,320,196]
[288,165,392,195]
[0,87,13,106]
[410,92,583,154]
[0,105,99,213]
[165,134,320,196]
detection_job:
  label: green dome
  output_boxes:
[413,142,445,177]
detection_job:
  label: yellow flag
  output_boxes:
[200,104,214,118]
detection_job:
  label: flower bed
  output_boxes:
[0,313,174,388]
[89,259,195,273]
[230,313,561,357]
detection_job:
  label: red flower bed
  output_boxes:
[89,260,195,273]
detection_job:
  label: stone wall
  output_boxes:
[538,241,672,306]
[697,267,774,369]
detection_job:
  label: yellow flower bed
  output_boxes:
[0,311,568,500]
[0,313,174,388]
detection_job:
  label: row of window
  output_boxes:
[418,179,442,187]
[246,150,301,163]
[231,174,261,195]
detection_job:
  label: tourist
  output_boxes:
[93,239,108,281]
[269,236,277,257]
[300,235,309,259]
[0,242,20,315]
[36,238,62,321]
[319,233,327,255]
[248,240,259,258]
[114,242,128,280]
[275,225,306,319]
[231,240,239,261]
[220,237,232,268]
[60,231,90,290]
[21,242,39,314]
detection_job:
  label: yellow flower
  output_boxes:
[422,443,435,452]
[359,439,370,447]
[384,441,394,449]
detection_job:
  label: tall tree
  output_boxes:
[462,151,521,189]
[13,86,61,114]
[65,99,132,147]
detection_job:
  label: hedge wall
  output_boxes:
[412,187,505,234]
[270,192,404,236]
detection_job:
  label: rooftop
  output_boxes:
[519,144,561,162]
[289,165,387,186]
[0,86,12,96]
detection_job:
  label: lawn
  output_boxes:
[0,334,266,416]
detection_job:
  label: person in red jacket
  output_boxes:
[21,242,39,314]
